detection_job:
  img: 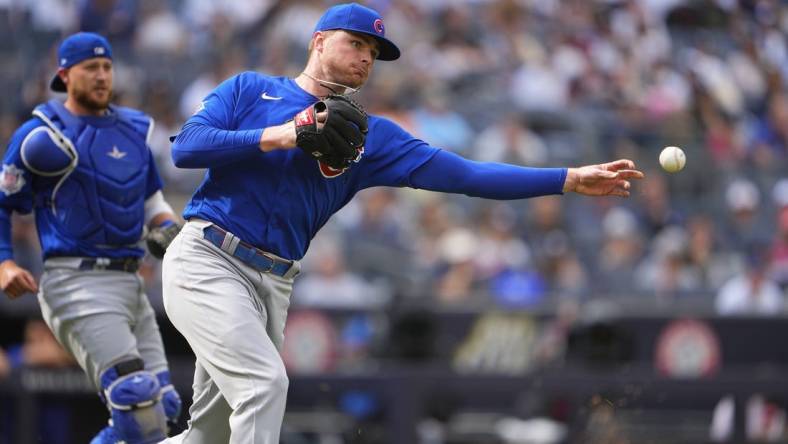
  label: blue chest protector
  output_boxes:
[31,100,151,247]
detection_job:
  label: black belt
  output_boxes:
[203,225,295,277]
[78,257,140,273]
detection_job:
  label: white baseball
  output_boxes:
[659,146,686,173]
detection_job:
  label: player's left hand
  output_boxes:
[146,221,182,259]
[563,159,644,197]
[294,95,368,170]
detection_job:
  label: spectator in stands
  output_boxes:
[2,319,76,444]
[473,112,548,166]
[748,92,788,171]
[342,188,415,284]
[537,229,589,298]
[293,238,390,309]
[716,243,784,315]
[596,206,644,295]
[409,85,474,156]
[685,214,741,292]
[145,80,204,195]
[79,0,138,52]
[178,48,245,120]
[635,225,704,299]
[767,206,788,292]
[134,1,187,56]
[11,0,75,57]
[722,178,769,252]
[636,172,683,238]
[434,227,480,304]
[475,203,531,283]
[413,196,456,272]
[5,319,75,369]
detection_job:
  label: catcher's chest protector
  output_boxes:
[33,100,150,246]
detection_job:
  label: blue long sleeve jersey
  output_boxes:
[172,72,567,261]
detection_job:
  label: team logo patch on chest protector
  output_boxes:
[88,134,143,182]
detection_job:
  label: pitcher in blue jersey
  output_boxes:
[163,3,645,443]
[0,33,182,443]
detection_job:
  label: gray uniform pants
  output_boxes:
[161,219,297,444]
[38,258,169,390]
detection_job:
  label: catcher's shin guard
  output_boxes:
[156,370,182,427]
[99,358,167,444]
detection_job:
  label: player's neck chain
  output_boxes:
[300,72,360,96]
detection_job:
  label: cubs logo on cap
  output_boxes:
[50,32,113,92]
[314,3,400,61]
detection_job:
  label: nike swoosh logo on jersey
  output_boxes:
[261,92,283,100]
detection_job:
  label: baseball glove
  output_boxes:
[146,221,182,259]
[294,95,368,170]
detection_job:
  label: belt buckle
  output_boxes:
[259,252,276,273]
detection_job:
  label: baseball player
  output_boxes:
[163,3,644,443]
[0,33,182,443]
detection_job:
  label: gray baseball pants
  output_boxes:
[37,258,169,390]
[161,219,298,444]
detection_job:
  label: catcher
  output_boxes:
[0,32,182,443]
[162,3,644,443]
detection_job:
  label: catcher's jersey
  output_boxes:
[175,72,439,261]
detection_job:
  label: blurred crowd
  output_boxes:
[1,0,788,315]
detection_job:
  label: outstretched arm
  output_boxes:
[409,150,566,199]
[409,150,642,200]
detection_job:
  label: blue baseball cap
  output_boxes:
[314,3,400,61]
[50,32,113,92]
